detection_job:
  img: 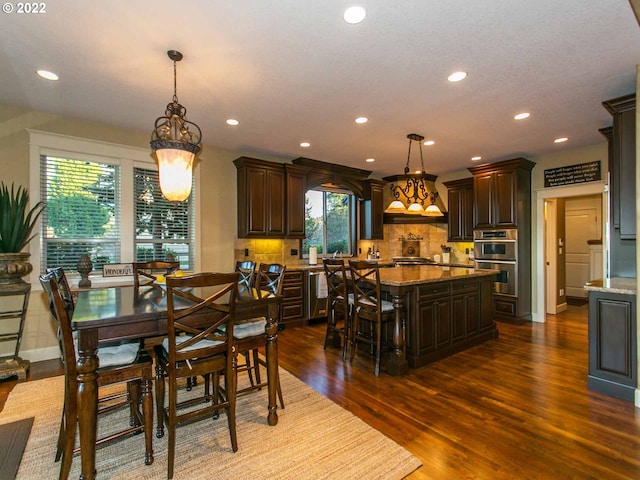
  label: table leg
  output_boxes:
[387,293,409,376]
[265,304,279,426]
[76,330,99,480]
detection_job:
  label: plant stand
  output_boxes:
[0,283,31,380]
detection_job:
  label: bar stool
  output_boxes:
[322,258,353,360]
[348,260,395,376]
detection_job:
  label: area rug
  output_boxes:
[0,368,421,479]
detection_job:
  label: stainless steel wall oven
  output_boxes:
[474,229,518,296]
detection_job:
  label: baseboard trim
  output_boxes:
[556,302,568,313]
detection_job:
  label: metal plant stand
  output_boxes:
[0,282,31,380]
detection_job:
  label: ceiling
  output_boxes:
[1,1,638,178]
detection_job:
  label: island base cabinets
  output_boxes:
[407,277,498,369]
[588,291,637,402]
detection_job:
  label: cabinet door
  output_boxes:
[285,166,306,238]
[360,180,385,240]
[588,292,637,399]
[493,170,517,227]
[461,185,474,240]
[414,297,450,355]
[447,187,464,241]
[266,169,285,236]
[244,166,268,237]
[473,173,493,229]
[478,276,494,332]
[617,109,636,239]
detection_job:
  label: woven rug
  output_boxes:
[0,368,421,479]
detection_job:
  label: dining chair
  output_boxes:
[132,260,180,287]
[234,263,285,407]
[40,271,154,480]
[322,259,354,360]
[235,260,256,297]
[154,272,240,480]
[348,260,395,376]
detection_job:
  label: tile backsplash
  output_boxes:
[234,224,474,265]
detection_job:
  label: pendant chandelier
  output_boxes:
[150,50,202,202]
[384,133,444,216]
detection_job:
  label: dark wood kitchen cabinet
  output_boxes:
[285,164,307,239]
[359,179,386,240]
[234,157,306,239]
[469,158,535,229]
[281,270,306,325]
[603,94,636,239]
[443,177,474,241]
[587,290,636,402]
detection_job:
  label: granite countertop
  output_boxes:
[584,277,637,295]
[286,259,474,271]
[378,265,496,287]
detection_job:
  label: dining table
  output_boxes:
[71,283,282,480]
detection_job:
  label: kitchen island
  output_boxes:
[376,265,498,374]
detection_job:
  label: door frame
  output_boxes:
[534,181,606,322]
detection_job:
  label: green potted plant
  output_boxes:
[0,182,45,285]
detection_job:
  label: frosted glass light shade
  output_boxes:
[155,148,195,201]
[423,204,444,216]
[385,200,407,213]
[406,202,425,215]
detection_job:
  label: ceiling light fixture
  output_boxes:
[226,119,239,126]
[554,137,568,143]
[423,140,435,146]
[150,50,202,202]
[300,142,311,148]
[355,116,368,124]
[471,156,482,161]
[37,69,59,81]
[384,133,443,217]
[448,71,467,82]
[514,112,530,120]
[343,6,366,24]
[366,158,375,163]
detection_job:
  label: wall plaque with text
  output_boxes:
[544,161,601,188]
[102,263,133,277]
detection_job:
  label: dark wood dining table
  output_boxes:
[72,284,282,480]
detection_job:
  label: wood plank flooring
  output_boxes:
[2,304,639,479]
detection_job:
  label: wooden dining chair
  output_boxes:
[235,260,256,297]
[132,260,180,287]
[322,259,354,360]
[40,271,154,480]
[348,260,395,376]
[234,263,285,407]
[154,272,240,480]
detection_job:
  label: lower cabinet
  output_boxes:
[280,270,306,326]
[407,276,497,368]
[588,290,637,402]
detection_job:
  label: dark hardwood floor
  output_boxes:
[3,304,639,479]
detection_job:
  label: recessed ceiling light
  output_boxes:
[471,156,482,161]
[343,6,366,24]
[448,71,467,82]
[37,69,59,81]
[554,137,568,143]
[300,142,311,148]
[355,116,368,124]
[423,140,435,146]
[226,119,239,126]
[514,112,530,120]
[365,158,375,163]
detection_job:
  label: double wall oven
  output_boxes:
[474,229,517,296]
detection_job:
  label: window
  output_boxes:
[134,167,194,269]
[302,188,355,257]
[30,131,198,281]
[41,155,120,272]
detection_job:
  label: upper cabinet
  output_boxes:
[443,178,473,241]
[603,94,636,240]
[284,165,307,239]
[359,179,386,240]
[235,157,288,238]
[468,158,535,229]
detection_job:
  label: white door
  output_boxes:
[565,208,598,298]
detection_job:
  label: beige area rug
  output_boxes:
[0,368,421,479]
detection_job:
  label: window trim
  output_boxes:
[28,129,201,288]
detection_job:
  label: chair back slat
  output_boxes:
[254,263,286,298]
[132,261,180,287]
[235,261,256,297]
[348,260,383,319]
[323,259,349,309]
[166,272,239,363]
[46,267,75,316]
